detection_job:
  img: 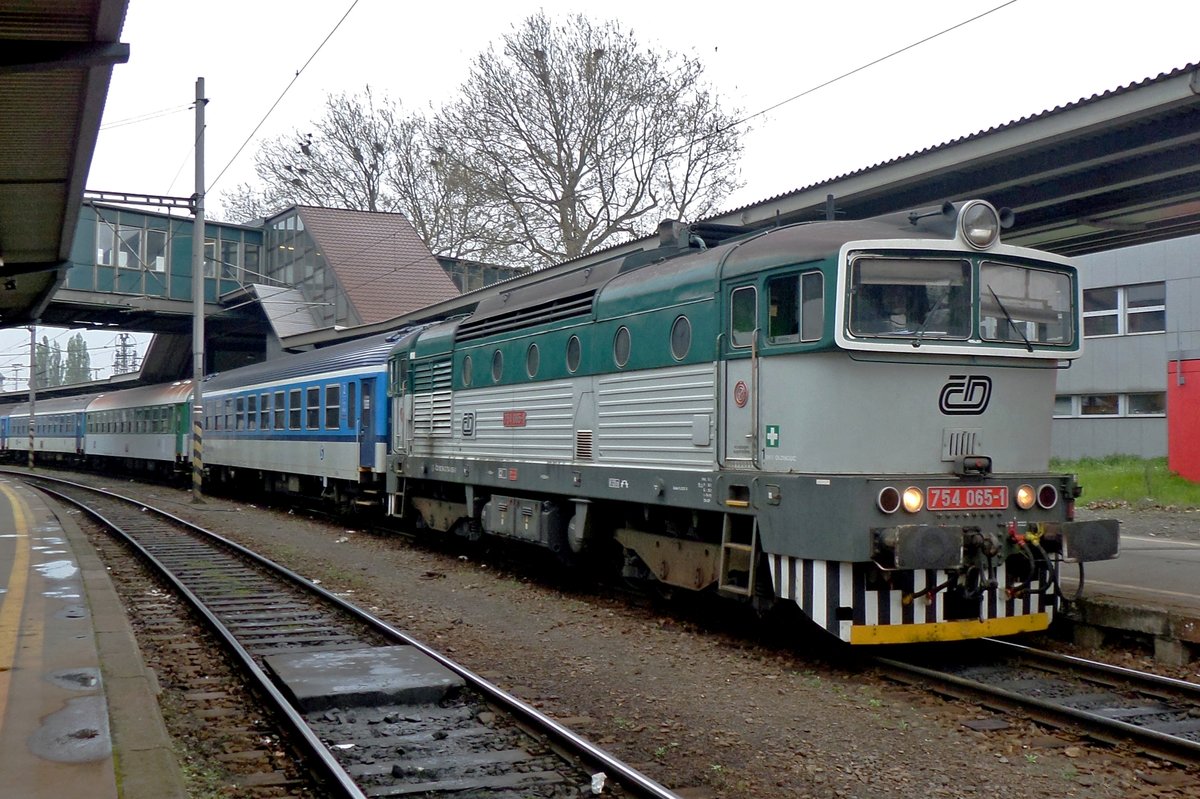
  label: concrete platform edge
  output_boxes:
[47,492,189,799]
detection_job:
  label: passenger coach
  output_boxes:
[200,331,403,510]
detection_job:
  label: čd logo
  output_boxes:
[939,375,991,415]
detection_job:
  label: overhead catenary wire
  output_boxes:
[208,0,361,194]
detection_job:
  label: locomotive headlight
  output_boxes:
[877,486,901,514]
[959,201,1000,249]
[902,487,924,513]
[1016,484,1036,510]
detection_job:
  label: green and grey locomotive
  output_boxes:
[384,199,1119,644]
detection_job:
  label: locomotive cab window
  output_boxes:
[730,286,756,348]
[768,271,825,343]
[849,257,970,340]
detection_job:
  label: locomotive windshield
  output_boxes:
[848,256,1075,347]
[849,258,971,339]
[979,261,1073,345]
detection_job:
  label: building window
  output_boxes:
[1080,394,1119,415]
[220,238,241,281]
[1057,392,1165,417]
[118,225,141,268]
[1127,392,1166,416]
[1083,283,1165,337]
[204,239,218,278]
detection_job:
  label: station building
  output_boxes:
[1052,233,1200,479]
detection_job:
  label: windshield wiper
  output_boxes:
[911,290,950,348]
[987,285,1033,352]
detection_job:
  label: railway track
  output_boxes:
[877,638,1200,765]
[18,472,679,799]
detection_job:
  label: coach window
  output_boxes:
[236,396,246,430]
[730,286,756,348]
[462,354,473,387]
[526,343,540,378]
[224,399,234,431]
[491,349,503,383]
[274,391,286,429]
[306,387,321,429]
[259,393,270,429]
[325,385,340,429]
[247,394,258,431]
[289,389,301,429]
[670,316,691,360]
[566,335,582,373]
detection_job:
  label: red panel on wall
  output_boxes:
[1167,360,1200,482]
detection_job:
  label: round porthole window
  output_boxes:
[613,326,631,368]
[670,315,691,360]
[566,335,582,373]
[491,349,504,382]
[526,342,540,378]
[462,354,473,387]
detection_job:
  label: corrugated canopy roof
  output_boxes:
[0,0,129,326]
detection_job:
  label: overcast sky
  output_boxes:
[3,0,1198,387]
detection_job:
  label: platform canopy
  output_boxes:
[718,64,1200,257]
[0,0,129,327]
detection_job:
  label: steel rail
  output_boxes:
[17,471,682,799]
[875,646,1200,765]
[982,637,1200,699]
[31,480,368,799]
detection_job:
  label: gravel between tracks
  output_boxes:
[62,474,1200,798]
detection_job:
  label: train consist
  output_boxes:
[1,200,1119,644]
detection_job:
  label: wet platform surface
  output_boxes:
[0,475,184,799]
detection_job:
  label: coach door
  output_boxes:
[356,379,376,468]
[722,284,759,469]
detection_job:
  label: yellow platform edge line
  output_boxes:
[849,612,1051,645]
[0,481,33,729]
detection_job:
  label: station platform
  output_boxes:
[0,475,185,799]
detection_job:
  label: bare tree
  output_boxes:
[217,88,508,262]
[435,12,744,266]
[219,87,400,220]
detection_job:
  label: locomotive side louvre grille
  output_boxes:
[595,364,717,467]
[767,555,1052,642]
[575,430,593,460]
[455,290,596,342]
[941,427,982,461]
[412,360,453,437]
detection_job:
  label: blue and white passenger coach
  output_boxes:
[385,199,1119,644]
[201,332,398,508]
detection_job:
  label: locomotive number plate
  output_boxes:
[927,485,1009,510]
